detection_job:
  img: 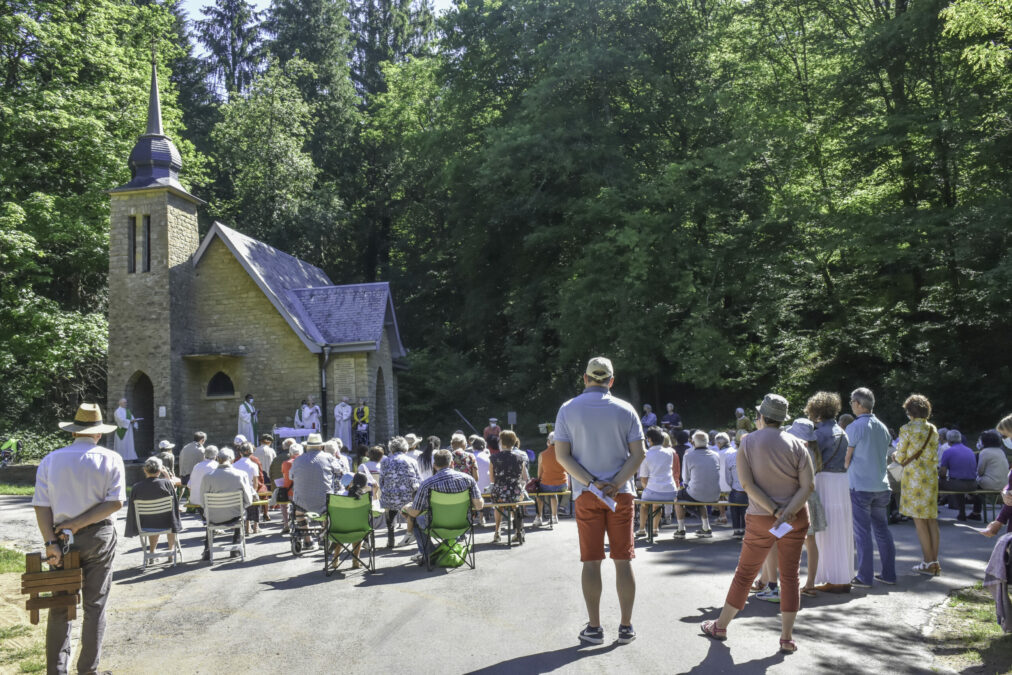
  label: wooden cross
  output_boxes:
[21,551,82,625]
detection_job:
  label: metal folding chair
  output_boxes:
[133,496,182,568]
[204,491,247,564]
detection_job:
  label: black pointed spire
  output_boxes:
[145,57,164,137]
[114,53,187,194]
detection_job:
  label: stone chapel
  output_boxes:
[106,63,406,453]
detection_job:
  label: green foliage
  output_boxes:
[195,0,264,98]
[0,547,27,574]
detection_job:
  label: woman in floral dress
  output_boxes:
[489,430,530,542]
[891,394,940,575]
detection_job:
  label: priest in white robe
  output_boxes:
[334,396,353,450]
[294,400,306,429]
[303,396,321,432]
[113,397,139,461]
[238,394,258,442]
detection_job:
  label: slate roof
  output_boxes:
[289,284,406,357]
[193,222,405,356]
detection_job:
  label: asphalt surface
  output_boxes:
[0,495,997,674]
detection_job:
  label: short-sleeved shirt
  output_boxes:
[740,427,811,515]
[178,441,204,477]
[724,447,743,491]
[538,446,568,486]
[940,443,978,481]
[471,449,492,491]
[814,419,848,471]
[661,412,682,428]
[683,448,721,502]
[640,445,677,493]
[554,385,645,498]
[33,437,126,525]
[290,449,344,513]
[846,413,892,492]
[254,444,276,476]
[411,468,481,513]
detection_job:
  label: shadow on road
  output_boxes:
[463,643,619,674]
[681,639,786,674]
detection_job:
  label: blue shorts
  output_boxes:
[539,483,568,493]
[641,488,677,502]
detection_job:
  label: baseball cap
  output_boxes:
[585,356,614,381]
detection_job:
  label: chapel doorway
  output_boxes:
[374,368,388,444]
[127,371,154,457]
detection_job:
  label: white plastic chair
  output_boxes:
[204,491,247,564]
[134,496,182,568]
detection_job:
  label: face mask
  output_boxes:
[249,399,254,404]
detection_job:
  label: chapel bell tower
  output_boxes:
[107,58,203,454]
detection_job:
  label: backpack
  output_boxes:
[430,539,469,568]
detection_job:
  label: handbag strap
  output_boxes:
[820,433,846,471]
[900,425,936,467]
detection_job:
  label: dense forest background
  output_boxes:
[2,0,1010,451]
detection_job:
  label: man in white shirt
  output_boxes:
[178,431,206,483]
[233,443,263,534]
[637,426,678,537]
[33,403,125,675]
[187,445,220,508]
[112,397,138,462]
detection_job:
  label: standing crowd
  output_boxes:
[29,357,1012,671]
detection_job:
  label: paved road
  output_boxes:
[0,496,994,674]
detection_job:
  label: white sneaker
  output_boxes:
[398,532,415,546]
[533,516,543,527]
[551,516,559,524]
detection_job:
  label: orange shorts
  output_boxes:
[575,492,635,562]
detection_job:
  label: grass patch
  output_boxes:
[0,547,26,574]
[931,585,1012,673]
[0,484,33,496]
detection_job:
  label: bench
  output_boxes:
[527,491,573,527]
[489,501,535,548]
[938,490,1002,521]
[634,500,748,544]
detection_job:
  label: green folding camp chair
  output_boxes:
[422,489,476,571]
[323,493,375,576]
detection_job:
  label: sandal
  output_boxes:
[913,561,934,575]
[800,586,817,597]
[779,638,797,653]
[750,579,765,593]
[700,620,727,641]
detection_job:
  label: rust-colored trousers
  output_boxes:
[725,511,809,613]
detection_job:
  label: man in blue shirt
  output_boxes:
[554,357,645,645]
[938,429,982,521]
[844,387,896,587]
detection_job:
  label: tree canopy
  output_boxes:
[2,0,1010,441]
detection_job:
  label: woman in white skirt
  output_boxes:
[806,392,854,593]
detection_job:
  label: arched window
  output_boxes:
[207,371,235,398]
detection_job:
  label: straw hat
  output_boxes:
[304,433,325,448]
[58,403,118,434]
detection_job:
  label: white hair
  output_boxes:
[203,445,219,460]
[289,444,304,457]
[143,457,163,474]
[323,441,339,455]
[216,447,235,463]
[691,430,709,448]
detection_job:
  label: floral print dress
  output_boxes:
[490,448,528,503]
[894,418,939,519]
[378,453,421,510]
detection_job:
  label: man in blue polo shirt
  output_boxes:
[844,387,896,587]
[554,356,645,645]
[939,429,982,521]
